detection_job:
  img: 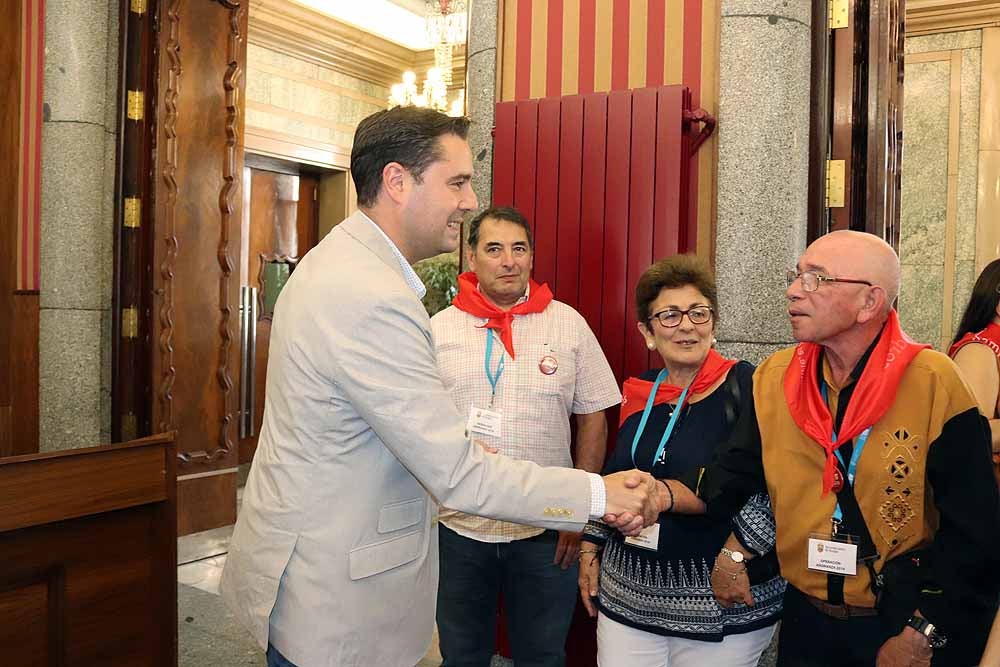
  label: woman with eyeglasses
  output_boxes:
[949,259,1000,667]
[579,255,784,667]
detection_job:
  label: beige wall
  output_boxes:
[245,43,389,151]
[900,29,989,350]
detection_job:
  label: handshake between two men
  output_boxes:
[600,472,705,535]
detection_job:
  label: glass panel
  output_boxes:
[262,261,292,317]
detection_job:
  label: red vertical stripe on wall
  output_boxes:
[682,0,702,104]
[492,102,517,206]
[646,0,666,87]
[534,98,560,289]
[683,0,702,252]
[556,96,584,310]
[546,0,563,98]
[513,100,539,233]
[601,90,631,384]
[32,0,43,289]
[515,0,533,101]
[578,0,596,95]
[653,86,683,260]
[578,93,607,335]
[611,1,630,91]
[19,0,32,290]
[624,87,657,380]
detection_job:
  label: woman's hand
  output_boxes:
[578,550,602,617]
[711,554,754,608]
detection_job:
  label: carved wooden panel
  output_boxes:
[152,0,247,534]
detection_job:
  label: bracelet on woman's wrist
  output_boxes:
[658,479,675,513]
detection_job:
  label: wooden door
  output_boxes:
[151,0,248,536]
[237,164,319,464]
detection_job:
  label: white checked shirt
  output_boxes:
[431,296,621,542]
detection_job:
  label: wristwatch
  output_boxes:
[719,547,745,565]
[906,615,947,649]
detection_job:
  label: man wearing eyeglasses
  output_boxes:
[641,230,1000,666]
[431,206,621,667]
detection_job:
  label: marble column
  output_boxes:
[39,0,118,449]
[465,0,499,233]
[713,0,812,364]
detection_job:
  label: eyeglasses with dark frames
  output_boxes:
[785,270,873,293]
[648,306,714,328]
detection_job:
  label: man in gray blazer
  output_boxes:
[220,107,664,667]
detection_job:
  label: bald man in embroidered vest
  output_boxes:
[650,231,1000,666]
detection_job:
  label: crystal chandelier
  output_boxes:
[387,0,467,117]
[426,0,468,86]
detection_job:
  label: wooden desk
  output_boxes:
[0,433,177,666]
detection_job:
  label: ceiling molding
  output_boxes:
[906,0,1000,35]
[249,0,466,90]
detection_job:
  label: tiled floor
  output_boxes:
[177,551,445,667]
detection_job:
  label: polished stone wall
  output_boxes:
[900,30,982,349]
[38,0,119,449]
[465,0,499,220]
[245,44,389,149]
[713,0,811,365]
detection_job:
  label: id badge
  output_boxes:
[466,406,503,438]
[624,523,660,551]
[807,534,859,576]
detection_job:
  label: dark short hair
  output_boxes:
[952,258,1000,345]
[467,206,533,250]
[635,254,719,323]
[351,107,471,207]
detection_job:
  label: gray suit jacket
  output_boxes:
[220,212,592,667]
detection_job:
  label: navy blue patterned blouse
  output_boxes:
[583,361,785,641]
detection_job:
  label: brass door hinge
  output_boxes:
[124,197,141,228]
[122,307,139,339]
[130,0,146,15]
[826,159,846,208]
[829,0,849,29]
[127,90,144,121]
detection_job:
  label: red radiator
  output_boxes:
[490,84,714,666]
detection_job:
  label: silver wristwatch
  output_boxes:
[906,615,947,649]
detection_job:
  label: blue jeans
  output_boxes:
[436,525,579,667]
[266,643,297,667]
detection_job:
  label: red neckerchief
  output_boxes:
[783,309,929,496]
[949,322,1000,360]
[451,272,553,359]
[619,349,738,426]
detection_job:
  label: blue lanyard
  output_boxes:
[630,369,693,468]
[821,383,872,524]
[484,331,505,406]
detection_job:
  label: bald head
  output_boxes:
[806,231,900,313]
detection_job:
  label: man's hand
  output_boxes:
[876,627,932,667]
[554,531,581,570]
[578,549,601,617]
[602,470,660,535]
[710,556,753,608]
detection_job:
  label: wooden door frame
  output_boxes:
[808,0,904,248]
